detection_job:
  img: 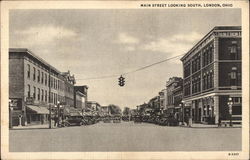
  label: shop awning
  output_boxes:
[27,105,49,114]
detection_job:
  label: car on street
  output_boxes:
[65,115,84,126]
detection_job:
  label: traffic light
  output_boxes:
[118,75,125,87]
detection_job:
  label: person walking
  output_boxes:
[54,116,58,127]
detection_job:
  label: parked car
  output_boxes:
[66,115,84,126]
[113,115,121,123]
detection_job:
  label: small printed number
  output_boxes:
[228,153,239,156]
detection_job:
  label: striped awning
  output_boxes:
[26,105,49,114]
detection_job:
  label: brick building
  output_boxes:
[166,77,183,114]
[9,48,76,126]
[74,85,88,111]
[180,26,242,124]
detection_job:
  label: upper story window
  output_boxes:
[33,87,36,99]
[27,64,30,78]
[228,44,238,60]
[45,74,47,86]
[41,72,44,84]
[37,70,40,83]
[38,88,40,100]
[27,84,30,97]
[41,89,44,101]
[229,67,241,86]
[33,67,36,81]
[45,90,47,102]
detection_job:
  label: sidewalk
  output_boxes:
[11,124,57,130]
[179,123,241,128]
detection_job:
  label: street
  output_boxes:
[9,122,241,152]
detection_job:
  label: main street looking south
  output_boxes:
[10,121,241,152]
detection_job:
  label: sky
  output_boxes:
[9,9,241,109]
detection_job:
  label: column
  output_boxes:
[214,95,219,124]
[213,37,219,90]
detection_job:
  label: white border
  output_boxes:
[1,1,249,159]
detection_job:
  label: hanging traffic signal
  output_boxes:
[118,75,125,87]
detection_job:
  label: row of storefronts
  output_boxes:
[136,26,242,125]
[9,48,88,127]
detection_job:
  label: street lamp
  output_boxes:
[9,99,13,129]
[227,97,233,127]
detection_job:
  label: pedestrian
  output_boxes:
[184,114,189,126]
[218,116,221,127]
[188,116,192,127]
[54,116,58,127]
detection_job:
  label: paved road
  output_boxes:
[9,122,241,152]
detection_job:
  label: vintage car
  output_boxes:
[65,115,84,126]
[112,114,121,123]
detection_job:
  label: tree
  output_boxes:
[122,107,130,115]
[108,104,121,115]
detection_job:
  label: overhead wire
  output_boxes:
[75,53,185,81]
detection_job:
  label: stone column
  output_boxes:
[214,95,219,124]
[213,37,219,90]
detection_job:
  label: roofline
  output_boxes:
[180,26,241,61]
[9,48,61,74]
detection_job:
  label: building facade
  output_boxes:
[159,89,167,110]
[86,101,101,112]
[166,77,183,114]
[74,85,88,111]
[180,26,242,124]
[9,48,76,126]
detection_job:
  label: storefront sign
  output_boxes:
[26,97,34,105]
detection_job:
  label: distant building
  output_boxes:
[86,101,101,112]
[166,77,183,114]
[159,89,167,110]
[148,96,160,111]
[180,26,242,124]
[100,106,110,116]
[74,85,88,111]
[61,71,75,107]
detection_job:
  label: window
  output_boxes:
[229,67,237,86]
[228,44,238,60]
[41,72,44,84]
[38,88,40,100]
[37,70,40,82]
[45,74,47,86]
[57,79,60,90]
[233,97,241,104]
[51,93,54,104]
[27,64,30,78]
[41,89,44,101]
[55,79,57,89]
[33,67,36,81]
[45,90,47,102]
[51,77,53,88]
[33,87,36,99]
[27,84,30,97]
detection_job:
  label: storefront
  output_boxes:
[26,105,49,125]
